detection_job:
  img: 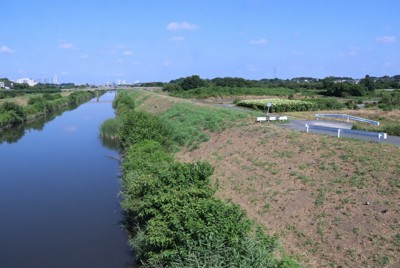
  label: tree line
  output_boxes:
[161,75,400,97]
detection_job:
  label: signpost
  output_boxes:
[266,102,272,115]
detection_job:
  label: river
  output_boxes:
[0,92,134,267]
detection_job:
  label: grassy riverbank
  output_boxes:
[105,89,400,267]
[102,90,299,267]
[0,91,98,131]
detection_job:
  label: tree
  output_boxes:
[180,75,207,90]
[360,75,375,91]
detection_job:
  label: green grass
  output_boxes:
[159,102,255,149]
[170,86,297,99]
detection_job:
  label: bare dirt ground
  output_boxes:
[177,119,400,268]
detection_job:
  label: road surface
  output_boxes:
[280,118,400,146]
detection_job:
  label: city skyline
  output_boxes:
[1,1,399,84]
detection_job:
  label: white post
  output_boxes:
[305,124,309,133]
[378,134,381,143]
[337,129,341,138]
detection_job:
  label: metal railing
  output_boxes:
[315,114,380,126]
[305,124,387,142]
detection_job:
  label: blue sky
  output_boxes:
[1,0,399,84]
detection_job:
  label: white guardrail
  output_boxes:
[305,124,387,142]
[315,114,380,126]
[256,116,288,122]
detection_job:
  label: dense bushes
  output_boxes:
[118,111,172,151]
[0,102,27,128]
[113,91,136,114]
[111,91,299,267]
[169,86,296,99]
[378,90,400,110]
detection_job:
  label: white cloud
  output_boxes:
[376,36,397,44]
[246,64,258,72]
[0,45,15,53]
[123,50,133,56]
[167,21,198,31]
[383,62,394,68]
[58,42,77,49]
[250,38,269,46]
[80,54,89,59]
[163,60,172,67]
[338,47,361,58]
[169,36,185,42]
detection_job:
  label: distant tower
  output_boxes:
[53,74,58,84]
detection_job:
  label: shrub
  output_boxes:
[100,118,121,140]
[118,111,172,152]
[113,91,135,114]
[0,102,26,127]
[383,124,400,136]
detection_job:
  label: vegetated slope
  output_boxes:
[135,91,400,268]
[0,91,96,131]
[110,90,299,268]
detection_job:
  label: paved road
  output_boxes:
[217,103,400,147]
[280,118,400,146]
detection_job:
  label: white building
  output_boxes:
[16,78,37,86]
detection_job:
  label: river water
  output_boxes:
[0,92,134,267]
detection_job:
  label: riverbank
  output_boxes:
[109,90,400,267]
[0,91,101,133]
[102,90,299,267]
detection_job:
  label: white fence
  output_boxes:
[305,124,387,142]
[315,114,380,126]
[256,116,288,122]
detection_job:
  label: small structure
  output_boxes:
[15,78,37,86]
[0,81,13,89]
[256,115,288,122]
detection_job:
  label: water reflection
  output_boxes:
[0,105,77,144]
[0,92,134,268]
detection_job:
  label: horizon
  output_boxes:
[1,1,399,84]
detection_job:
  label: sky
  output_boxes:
[0,0,399,84]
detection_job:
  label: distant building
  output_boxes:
[15,78,37,86]
[0,81,14,89]
[53,74,58,84]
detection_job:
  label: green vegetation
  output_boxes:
[0,91,96,130]
[237,98,345,112]
[159,103,253,150]
[107,91,299,267]
[378,90,400,110]
[0,101,26,128]
[170,86,297,99]
[352,123,400,136]
[0,90,25,99]
[161,74,400,99]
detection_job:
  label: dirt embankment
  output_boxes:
[177,120,400,268]
[135,92,400,267]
